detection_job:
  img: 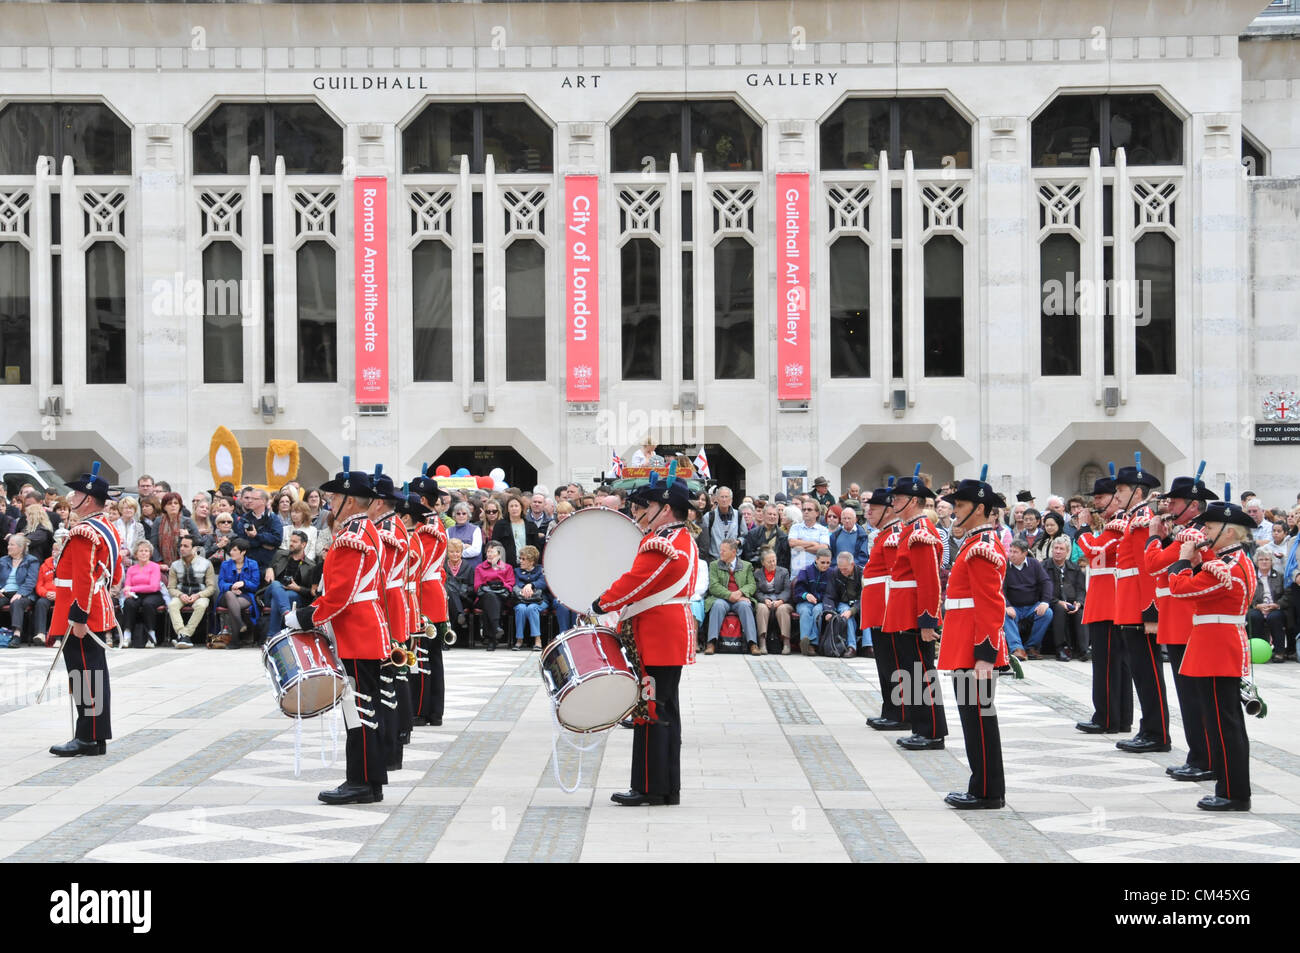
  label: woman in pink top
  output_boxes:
[473,541,515,652]
[120,540,164,648]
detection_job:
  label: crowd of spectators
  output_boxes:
[1,471,1298,663]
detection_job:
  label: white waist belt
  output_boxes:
[863,576,888,586]
[421,568,444,582]
[888,580,918,590]
[1087,567,1115,577]
[406,583,417,592]
[353,590,380,602]
[1155,587,1171,598]
[385,580,404,589]
[55,578,106,592]
[1115,568,1140,578]
[944,598,974,610]
[1192,614,1245,626]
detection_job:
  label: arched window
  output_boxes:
[821,97,971,171]
[403,102,552,175]
[193,103,342,175]
[1032,93,1183,167]
[611,100,762,173]
[0,102,131,175]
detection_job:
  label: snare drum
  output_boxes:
[539,625,639,733]
[262,628,348,718]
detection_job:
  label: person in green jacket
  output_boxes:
[703,538,760,656]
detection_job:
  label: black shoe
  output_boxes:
[485,634,496,652]
[610,790,678,806]
[1169,765,1216,782]
[371,785,384,803]
[1075,721,1107,734]
[1116,736,1172,753]
[397,730,411,745]
[1056,649,1070,661]
[866,718,910,731]
[318,782,377,805]
[897,734,945,751]
[1197,795,1250,812]
[412,717,430,727]
[619,718,635,729]
[386,758,403,772]
[862,646,874,658]
[944,792,1005,810]
[49,738,106,757]
[1075,652,1091,662]
[429,718,442,727]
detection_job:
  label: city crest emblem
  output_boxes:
[1263,391,1297,422]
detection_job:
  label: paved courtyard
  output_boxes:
[0,645,1298,863]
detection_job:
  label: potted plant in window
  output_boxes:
[714,134,734,169]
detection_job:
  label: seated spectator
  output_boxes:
[703,538,759,656]
[448,503,484,572]
[822,550,864,658]
[32,527,68,647]
[279,501,325,563]
[794,548,834,656]
[511,544,548,652]
[753,547,793,654]
[493,495,539,567]
[207,512,236,566]
[830,503,870,571]
[1043,536,1087,661]
[150,492,199,567]
[167,534,216,649]
[789,500,831,578]
[214,537,262,650]
[742,502,791,572]
[115,496,148,556]
[1003,540,1052,660]
[1263,521,1289,564]
[689,554,710,637]
[191,493,214,541]
[265,531,316,639]
[473,541,515,651]
[0,534,40,646]
[119,540,164,648]
[443,538,476,637]
[1248,549,1289,662]
[20,503,55,564]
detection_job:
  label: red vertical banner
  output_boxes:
[776,172,811,400]
[565,174,599,402]
[354,176,388,404]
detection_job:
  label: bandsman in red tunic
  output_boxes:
[285,461,391,805]
[1074,466,1134,735]
[881,467,948,750]
[369,469,414,771]
[1166,495,1258,811]
[861,478,908,732]
[1145,468,1218,782]
[1110,457,1170,754]
[48,464,123,757]
[406,474,447,727]
[593,475,699,806]
[937,475,1009,810]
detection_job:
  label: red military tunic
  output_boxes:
[860,519,900,630]
[50,514,123,635]
[311,514,390,661]
[375,512,411,644]
[595,522,698,667]
[1146,526,1205,646]
[1167,546,1255,677]
[883,515,943,633]
[1113,508,1157,624]
[414,519,449,625]
[1077,526,1121,625]
[937,527,1009,670]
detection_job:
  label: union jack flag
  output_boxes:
[611,450,624,478]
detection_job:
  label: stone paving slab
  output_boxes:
[506,806,589,862]
[18,730,180,786]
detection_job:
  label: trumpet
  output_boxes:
[387,642,418,669]
[426,618,456,646]
[1241,679,1268,718]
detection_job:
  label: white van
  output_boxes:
[0,445,73,499]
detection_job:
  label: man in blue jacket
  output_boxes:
[1003,540,1052,660]
[794,549,833,656]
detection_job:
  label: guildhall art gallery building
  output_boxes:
[0,0,1297,500]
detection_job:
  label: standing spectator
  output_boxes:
[823,550,863,658]
[753,547,793,654]
[32,527,68,647]
[235,488,281,574]
[630,438,662,466]
[279,501,325,563]
[478,499,503,553]
[742,502,791,572]
[525,492,553,538]
[473,541,515,651]
[492,495,539,567]
[511,545,548,652]
[1044,536,1087,660]
[264,530,315,639]
[699,486,741,561]
[304,488,328,530]
[448,502,484,572]
[191,493,214,541]
[1065,497,1089,539]
[842,483,863,506]
[214,537,261,649]
[1008,502,1028,535]
[167,534,216,649]
[1263,522,1289,564]
[788,500,831,577]
[1002,540,1052,660]
[794,549,834,655]
[1245,499,1272,549]
[738,501,759,534]
[0,534,39,644]
[120,540,164,648]
[1031,511,1081,564]
[811,476,836,509]
[150,492,198,567]
[20,503,55,564]
[134,474,155,500]
[703,538,759,656]
[825,504,842,534]
[829,503,870,570]
[138,496,160,536]
[50,498,72,532]
[1248,549,1289,662]
[1018,508,1044,550]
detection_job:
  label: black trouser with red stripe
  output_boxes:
[1197,675,1250,802]
[1165,643,1211,771]
[890,630,948,739]
[952,671,1004,799]
[872,630,904,722]
[632,665,681,797]
[1116,623,1169,743]
[412,629,446,723]
[64,632,112,743]
[378,662,403,768]
[1088,622,1133,731]
[342,658,388,787]
[396,664,414,735]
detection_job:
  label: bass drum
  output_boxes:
[539,625,639,733]
[543,506,645,613]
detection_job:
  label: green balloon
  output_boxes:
[1250,638,1273,665]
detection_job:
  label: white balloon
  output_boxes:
[492,478,506,490]
[489,467,506,482]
